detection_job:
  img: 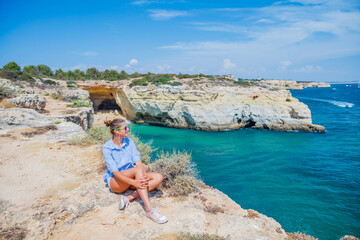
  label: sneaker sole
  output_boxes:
[145,213,168,224]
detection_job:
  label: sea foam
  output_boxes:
[298,97,355,108]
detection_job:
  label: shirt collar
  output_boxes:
[109,137,129,150]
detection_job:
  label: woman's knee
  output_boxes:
[154,172,164,183]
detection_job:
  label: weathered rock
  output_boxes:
[58,88,90,101]
[0,108,53,133]
[0,79,21,94]
[259,80,331,90]
[114,85,324,132]
[49,107,94,130]
[340,235,360,240]
[7,94,46,109]
[76,80,325,132]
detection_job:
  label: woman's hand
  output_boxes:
[132,176,149,189]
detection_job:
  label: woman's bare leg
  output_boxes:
[110,167,163,212]
[127,172,163,201]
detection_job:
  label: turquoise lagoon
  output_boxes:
[130,84,360,239]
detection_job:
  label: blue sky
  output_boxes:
[0,0,359,82]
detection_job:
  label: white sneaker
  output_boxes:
[145,208,168,224]
[119,195,131,210]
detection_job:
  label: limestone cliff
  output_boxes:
[78,80,325,132]
[259,79,331,90]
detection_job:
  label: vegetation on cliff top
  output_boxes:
[1,61,261,88]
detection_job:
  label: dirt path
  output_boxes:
[0,127,102,208]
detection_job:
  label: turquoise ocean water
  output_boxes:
[130,84,360,239]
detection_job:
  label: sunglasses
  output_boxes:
[113,126,129,132]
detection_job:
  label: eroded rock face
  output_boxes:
[7,94,46,109]
[259,79,331,90]
[114,85,325,132]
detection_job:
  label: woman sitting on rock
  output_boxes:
[102,118,168,224]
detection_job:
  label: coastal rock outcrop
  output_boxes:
[78,80,325,132]
[259,79,331,90]
[116,85,324,132]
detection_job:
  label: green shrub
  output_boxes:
[68,126,111,146]
[130,78,149,87]
[51,93,59,99]
[170,81,182,86]
[0,69,20,80]
[0,86,14,100]
[70,100,92,108]
[55,120,61,124]
[107,77,121,81]
[130,133,154,164]
[43,79,58,85]
[177,233,230,240]
[19,73,35,83]
[234,79,256,86]
[151,150,200,196]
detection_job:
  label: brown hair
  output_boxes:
[104,118,126,135]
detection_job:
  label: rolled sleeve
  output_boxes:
[130,139,141,164]
[102,146,118,173]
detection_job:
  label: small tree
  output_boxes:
[37,65,53,76]
[86,67,100,79]
[109,70,119,79]
[118,70,129,80]
[55,69,65,79]
[23,65,38,75]
[73,69,85,80]
[66,70,77,80]
[3,61,21,72]
[101,69,110,79]
[130,72,141,78]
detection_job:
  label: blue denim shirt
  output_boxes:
[102,138,141,182]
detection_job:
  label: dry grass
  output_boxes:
[68,126,153,164]
[286,232,318,240]
[176,233,230,240]
[0,227,27,240]
[204,204,225,215]
[151,151,200,197]
[243,209,259,219]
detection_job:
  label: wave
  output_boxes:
[298,97,355,108]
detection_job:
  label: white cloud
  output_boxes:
[131,0,156,5]
[110,66,119,69]
[223,59,236,70]
[279,61,293,71]
[149,9,188,20]
[257,18,274,23]
[73,51,98,56]
[125,59,139,69]
[189,22,249,34]
[159,4,360,73]
[130,59,138,65]
[298,65,322,72]
[157,64,171,72]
